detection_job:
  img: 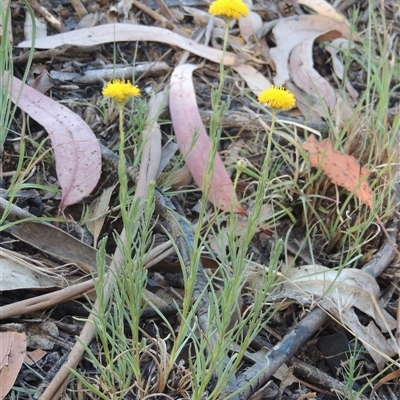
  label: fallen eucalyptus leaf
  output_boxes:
[11,77,102,212]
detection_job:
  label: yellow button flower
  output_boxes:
[209,0,249,20]
[102,79,140,107]
[258,86,296,112]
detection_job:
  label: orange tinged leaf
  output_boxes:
[303,134,373,208]
[0,331,26,399]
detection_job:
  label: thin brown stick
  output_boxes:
[39,231,127,400]
[29,0,64,32]
[70,0,88,19]
[0,279,96,320]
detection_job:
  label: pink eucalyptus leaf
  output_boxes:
[11,77,102,212]
[17,24,267,96]
[169,64,245,214]
[18,24,238,67]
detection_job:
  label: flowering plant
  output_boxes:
[102,79,141,108]
[209,0,249,20]
[258,86,296,112]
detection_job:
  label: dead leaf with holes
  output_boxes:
[302,134,373,208]
[270,264,397,370]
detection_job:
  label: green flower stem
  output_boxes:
[264,111,276,178]
[253,111,276,217]
[217,21,230,102]
[117,106,129,223]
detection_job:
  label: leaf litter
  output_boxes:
[169,63,245,213]
[302,134,374,208]
[10,77,102,213]
[2,0,400,399]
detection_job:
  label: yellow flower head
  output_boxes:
[258,86,296,112]
[102,79,140,106]
[209,0,249,20]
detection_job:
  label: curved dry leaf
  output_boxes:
[30,69,54,93]
[11,77,102,212]
[18,24,268,95]
[169,64,245,213]
[270,15,351,86]
[303,134,373,208]
[18,23,238,66]
[341,309,396,370]
[289,39,337,112]
[272,264,397,368]
[280,265,395,329]
[157,165,192,189]
[6,221,108,273]
[239,9,263,41]
[233,63,272,93]
[0,256,60,290]
[325,38,359,101]
[135,92,165,201]
[284,81,325,122]
[24,348,47,365]
[86,184,117,248]
[290,40,354,122]
[293,0,348,24]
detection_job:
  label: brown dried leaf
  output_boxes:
[85,184,116,248]
[303,134,373,208]
[289,39,337,112]
[24,348,47,365]
[325,38,359,102]
[6,221,107,273]
[341,309,396,370]
[271,265,397,369]
[238,8,263,41]
[270,15,351,86]
[293,0,348,24]
[0,255,61,290]
[29,67,53,93]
